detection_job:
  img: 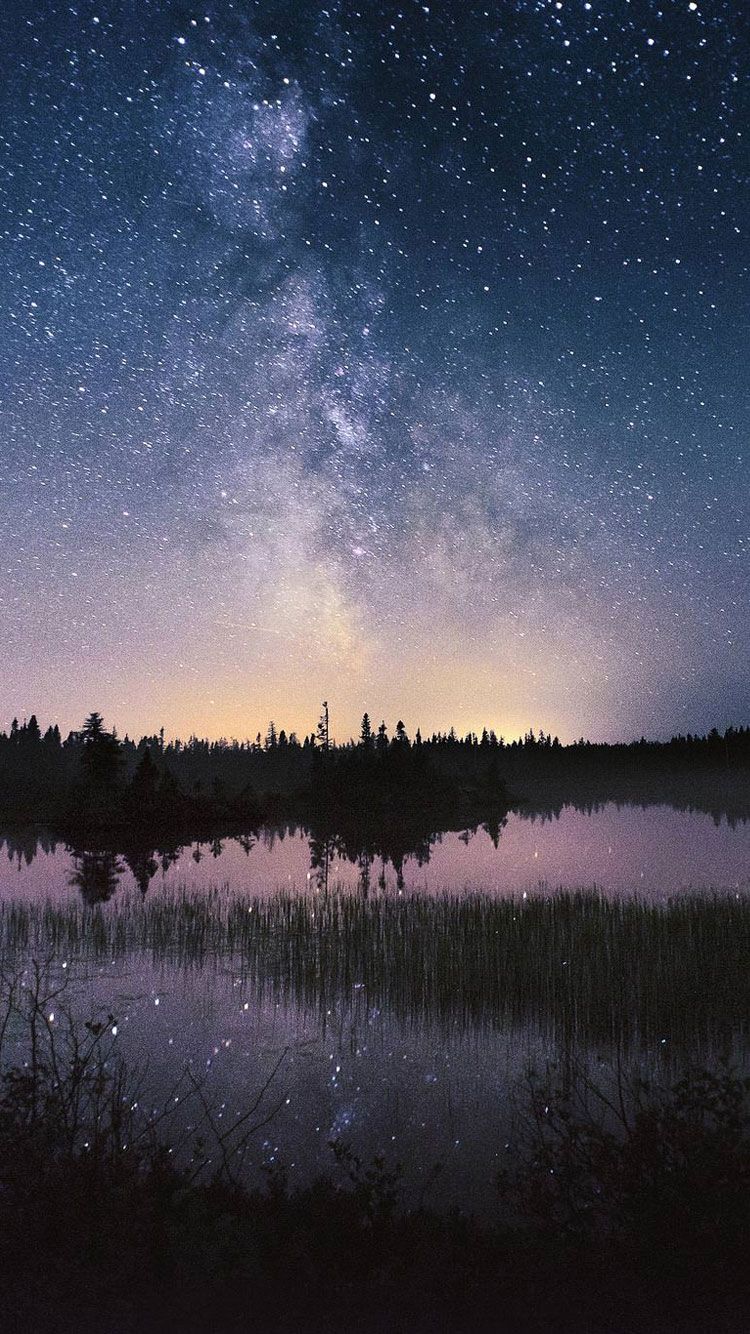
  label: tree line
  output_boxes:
[0,708,748,831]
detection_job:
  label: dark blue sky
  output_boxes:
[1,0,747,740]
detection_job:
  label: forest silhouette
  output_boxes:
[0,710,748,844]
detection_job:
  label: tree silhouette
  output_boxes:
[316,702,330,753]
[0,707,748,832]
[360,713,373,749]
[80,713,122,787]
[130,748,159,805]
[81,712,105,743]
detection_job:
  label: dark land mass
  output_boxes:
[0,711,747,906]
[0,712,748,840]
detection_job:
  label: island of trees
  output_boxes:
[0,708,748,842]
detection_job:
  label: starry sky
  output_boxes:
[1,0,748,743]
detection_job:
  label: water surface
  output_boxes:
[1,802,748,902]
[0,800,748,1211]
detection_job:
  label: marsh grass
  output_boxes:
[0,886,746,1050]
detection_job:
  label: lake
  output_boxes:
[2,802,749,902]
[0,801,748,1211]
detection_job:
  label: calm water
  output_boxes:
[1,802,748,1210]
[1,803,749,902]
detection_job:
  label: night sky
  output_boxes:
[1,0,747,743]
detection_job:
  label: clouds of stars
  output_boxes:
[0,0,747,740]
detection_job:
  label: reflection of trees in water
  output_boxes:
[192,839,214,863]
[66,821,515,900]
[305,814,509,894]
[0,788,747,891]
[484,815,506,847]
[15,795,750,906]
[5,821,507,904]
[358,849,371,898]
[68,850,125,905]
[308,832,335,893]
[63,832,264,903]
[157,849,175,876]
[67,840,184,903]
[122,847,159,897]
[1,829,61,868]
[69,843,182,902]
[256,824,294,852]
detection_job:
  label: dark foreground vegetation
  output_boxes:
[1,711,749,841]
[0,968,747,1333]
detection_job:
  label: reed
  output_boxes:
[0,887,746,1050]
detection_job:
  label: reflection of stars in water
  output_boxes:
[0,1,748,740]
[330,1106,355,1138]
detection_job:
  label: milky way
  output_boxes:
[1,0,747,741]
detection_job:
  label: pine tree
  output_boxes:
[316,702,330,752]
[79,712,121,785]
[81,712,105,743]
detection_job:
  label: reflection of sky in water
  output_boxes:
[1,805,749,903]
[6,957,680,1214]
[1,804,748,1209]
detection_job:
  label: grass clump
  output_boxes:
[0,887,747,1049]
